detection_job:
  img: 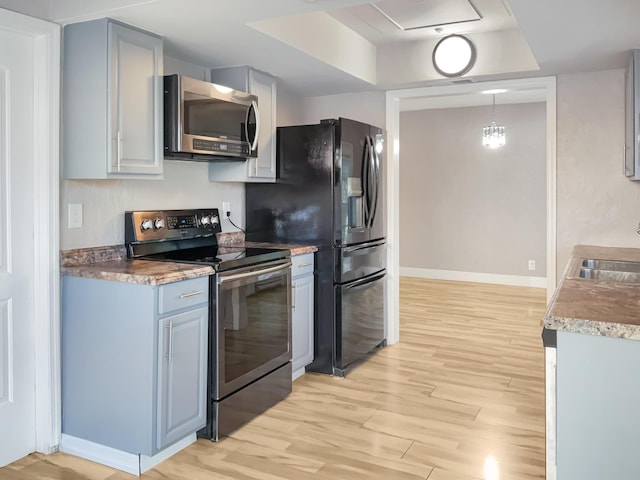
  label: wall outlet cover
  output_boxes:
[68,203,83,229]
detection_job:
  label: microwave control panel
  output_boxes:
[192,138,249,155]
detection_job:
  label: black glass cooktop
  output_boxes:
[141,246,289,272]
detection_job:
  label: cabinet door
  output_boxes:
[248,69,276,180]
[108,22,163,175]
[291,274,314,374]
[157,307,208,450]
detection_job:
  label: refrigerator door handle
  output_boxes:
[362,137,371,226]
[368,136,379,229]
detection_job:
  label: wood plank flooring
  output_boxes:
[1,278,548,480]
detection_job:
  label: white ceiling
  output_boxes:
[39,0,640,97]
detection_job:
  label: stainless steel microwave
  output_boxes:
[163,74,259,161]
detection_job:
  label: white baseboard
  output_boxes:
[400,267,547,288]
[139,434,196,473]
[292,367,305,381]
[60,433,196,476]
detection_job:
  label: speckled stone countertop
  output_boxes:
[544,245,640,339]
[245,242,317,256]
[218,231,318,256]
[61,233,316,286]
[61,245,214,286]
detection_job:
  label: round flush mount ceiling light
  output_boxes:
[432,34,476,77]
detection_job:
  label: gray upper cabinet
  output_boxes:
[208,66,277,182]
[63,18,163,179]
[625,50,640,180]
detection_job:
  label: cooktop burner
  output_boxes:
[142,246,288,272]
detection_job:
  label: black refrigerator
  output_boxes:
[245,117,386,376]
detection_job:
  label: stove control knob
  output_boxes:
[154,218,165,230]
[140,219,153,231]
[200,215,211,226]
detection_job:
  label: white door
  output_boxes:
[0,25,37,466]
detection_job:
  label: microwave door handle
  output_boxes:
[248,100,260,153]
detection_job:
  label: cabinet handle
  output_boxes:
[297,263,312,268]
[292,285,296,310]
[166,321,174,363]
[116,130,122,172]
[179,290,203,299]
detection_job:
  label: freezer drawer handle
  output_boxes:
[344,241,385,254]
[344,271,386,290]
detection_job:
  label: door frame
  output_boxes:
[0,8,61,454]
[385,76,557,345]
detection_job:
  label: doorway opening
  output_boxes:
[385,77,557,345]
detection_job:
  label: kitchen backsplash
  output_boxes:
[60,159,245,250]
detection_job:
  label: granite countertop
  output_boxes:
[61,233,317,286]
[544,244,640,339]
[245,242,317,256]
[60,245,215,286]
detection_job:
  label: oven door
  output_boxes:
[213,259,291,400]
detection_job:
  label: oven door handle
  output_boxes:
[217,261,291,284]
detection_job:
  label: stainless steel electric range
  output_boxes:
[125,208,292,441]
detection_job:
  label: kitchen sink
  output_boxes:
[576,258,640,284]
[581,259,640,273]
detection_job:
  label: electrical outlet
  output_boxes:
[222,201,231,216]
[528,260,536,271]
[68,203,83,228]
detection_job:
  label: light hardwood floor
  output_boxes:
[1,278,547,480]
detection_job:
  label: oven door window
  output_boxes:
[217,263,291,395]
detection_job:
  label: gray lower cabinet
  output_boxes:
[291,253,315,378]
[62,275,208,456]
[157,307,208,451]
[556,330,640,479]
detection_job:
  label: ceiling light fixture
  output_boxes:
[213,84,233,94]
[481,88,508,95]
[432,34,476,77]
[482,94,506,149]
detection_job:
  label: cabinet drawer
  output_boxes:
[292,253,314,277]
[158,277,209,315]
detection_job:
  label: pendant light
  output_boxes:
[482,94,506,149]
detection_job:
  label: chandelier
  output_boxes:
[482,94,506,149]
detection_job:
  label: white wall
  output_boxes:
[399,102,547,277]
[277,88,306,126]
[0,0,50,19]
[556,69,640,277]
[60,56,245,250]
[301,91,386,129]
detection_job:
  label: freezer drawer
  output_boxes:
[335,270,386,372]
[335,240,386,284]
